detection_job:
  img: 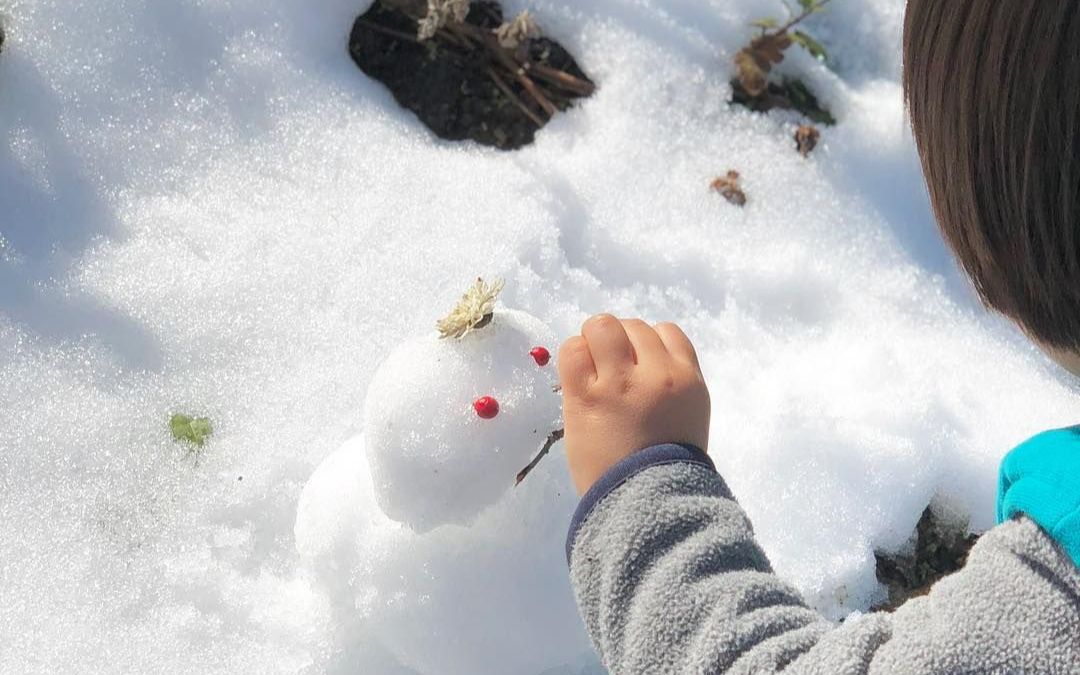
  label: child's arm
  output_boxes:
[560,316,1080,674]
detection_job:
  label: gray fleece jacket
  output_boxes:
[567,444,1080,674]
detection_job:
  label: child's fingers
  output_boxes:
[557,336,597,394]
[581,314,635,379]
[655,322,700,368]
[620,319,667,364]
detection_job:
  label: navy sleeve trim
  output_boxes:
[565,443,716,564]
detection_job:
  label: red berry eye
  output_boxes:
[530,346,551,366]
[473,396,500,419]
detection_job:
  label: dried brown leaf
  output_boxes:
[710,170,746,207]
[735,32,793,97]
[795,124,820,157]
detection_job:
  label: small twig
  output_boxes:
[775,0,833,35]
[515,70,559,117]
[515,428,565,485]
[451,23,560,117]
[490,46,558,116]
[444,19,489,45]
[488,67,546,128]
[524,62,595,96]
[441,21,479,49]
[354,18,421,43]
[436,27,470,49]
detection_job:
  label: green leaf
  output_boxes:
[751,17,779,29]
[170,413,213,448]
[792,30,828,60]
[784,77,837,125]
[798,0,816,10]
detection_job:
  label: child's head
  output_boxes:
[903,1,1080,370]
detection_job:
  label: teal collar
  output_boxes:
[998,426,1080,567]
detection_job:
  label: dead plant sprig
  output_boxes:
[735,0,833,98]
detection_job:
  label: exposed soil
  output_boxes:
[731,77,835,126]
[873,506,980,612]
[349,1,593,150]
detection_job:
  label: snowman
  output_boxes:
[294,279,590,675]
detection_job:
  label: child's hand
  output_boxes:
[558,315,711,495]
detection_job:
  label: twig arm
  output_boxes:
[515,428,565,485]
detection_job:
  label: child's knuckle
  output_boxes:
[585,313,619,332]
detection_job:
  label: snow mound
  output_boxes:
[363,308,561,530]
[295,436,391,579]
[296,428,590,675]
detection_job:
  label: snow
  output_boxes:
[1,0,1079,673]
[295,434,588,675]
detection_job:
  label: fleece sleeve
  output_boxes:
[566,444,1080,675]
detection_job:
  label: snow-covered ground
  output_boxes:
[2,0,1079,673]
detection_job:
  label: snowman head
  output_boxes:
[362,279,562,531]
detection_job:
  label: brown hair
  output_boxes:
[903,0,1080,348]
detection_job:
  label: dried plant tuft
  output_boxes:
[496,11,540,49]
[417,0,471,40]
[437,277,505,339]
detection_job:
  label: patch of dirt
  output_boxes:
[349,1,593,150]
[731,77,835,126]
[873,506,980,612]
